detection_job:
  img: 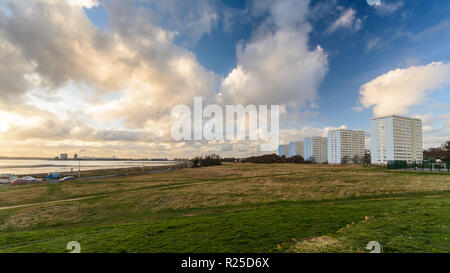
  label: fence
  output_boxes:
[388,160,450,172]
[387,160,408,170]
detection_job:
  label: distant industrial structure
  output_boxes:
[60,153,68,160]
[371,115,423,164]
[328,129,365,164]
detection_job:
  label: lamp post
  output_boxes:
[78,149,85,178]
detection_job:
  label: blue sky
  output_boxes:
[0,0,449,157]
[85,0,450,133]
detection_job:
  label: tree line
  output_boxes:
[189,141,450,168]
[423,141,450,161]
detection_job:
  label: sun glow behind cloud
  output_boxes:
[0,0,332,157]
[0,0,449,157]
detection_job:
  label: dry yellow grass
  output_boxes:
[2,163,450,208]
[1,163,450,232]
[285,236,350,253]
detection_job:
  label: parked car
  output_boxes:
[45,172,61,179]
[59,176,75,182]
[0,174,13,179]
[0,174,16,184]
[11,176,37,185]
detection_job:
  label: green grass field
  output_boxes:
[0,163,449,253]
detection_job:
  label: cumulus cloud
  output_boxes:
[67,0,99,9]
[0,0,332,158]
[327,8,362,34]
[104,0,219,45]
[414,113,450,149]
[357,62,450,117]
[0,0,219,128]
[280,125,347,144]
[220,0,328,110]
[3,117,162,143]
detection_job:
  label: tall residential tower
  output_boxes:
[371,115,423,164]
[328,129,365,164]
[278,144,289,157]
[304,137,328,163]
[289,141,304,158]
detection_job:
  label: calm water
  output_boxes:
[0,159,176,175]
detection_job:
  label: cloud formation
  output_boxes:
[358,62,450,117]
[371,0,404,15]
[327,8,362,33]
[0,0,219,128]
[0,0,334,158]
[104,0,219,45]
[221,0,328,109]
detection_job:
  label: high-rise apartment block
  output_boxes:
[278,144,289,157]
[328,129,365,164]
[304,137,328,163]
[371,115,423,164]
[289,141,304,158]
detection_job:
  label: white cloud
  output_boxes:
[0,0,223,157]
[105,0,219,45]
[0,0,332,158]
[66,0,99,9]
[280,125,347,144]
[414,113,450,149]
[367,0,382,6]
[367,0,404,15]
[0,0,219,128]
[358,62,450,117]
[366,37,382,51]
[221,0,328,110]
[378,2,404,15]
[327,8,362,33]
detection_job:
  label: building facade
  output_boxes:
[289,141,304,158]
[328,129,365,164]
[278,144,289,157]
[371,115,423,164]
[304,137,328,163]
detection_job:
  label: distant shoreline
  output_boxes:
[0,159,186,176]
[6,162,189,178]
[0,157,171,161]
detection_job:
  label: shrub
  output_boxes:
[190,155,222,167]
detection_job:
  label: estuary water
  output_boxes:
[0,159,176,175]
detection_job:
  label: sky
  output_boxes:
[0,0,449,158]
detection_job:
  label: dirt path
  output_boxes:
[0,180,223,211]
[0,194,112,211]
